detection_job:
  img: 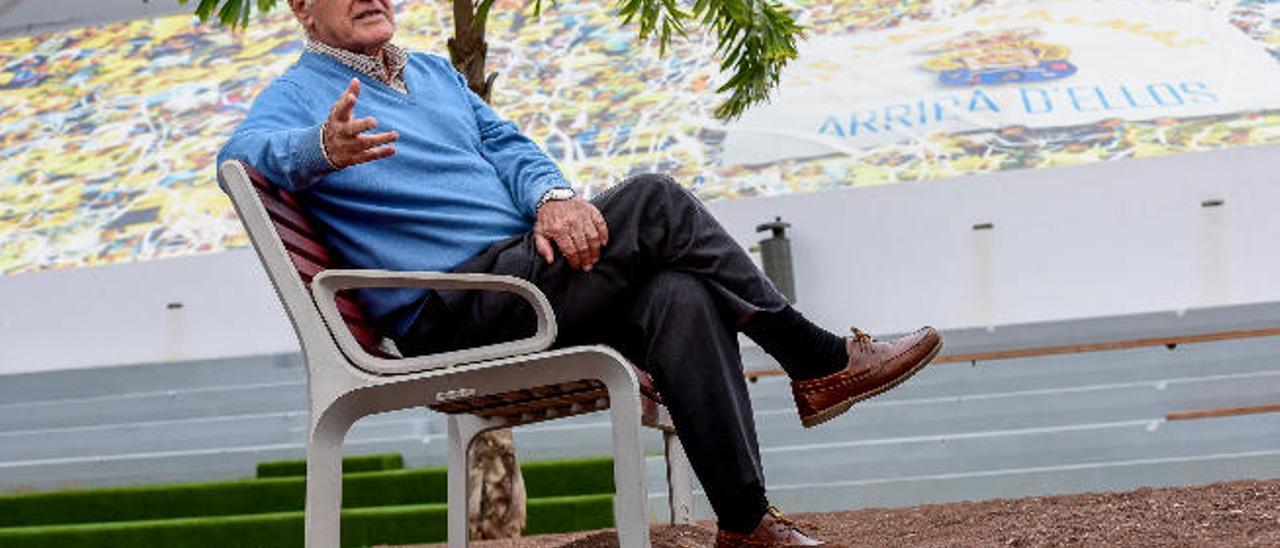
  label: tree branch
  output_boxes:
[182,0,805,120]
[618,0,804,120]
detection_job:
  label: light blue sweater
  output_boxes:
[218,51,570,338]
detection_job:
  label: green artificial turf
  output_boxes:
[257,454,405,478]
[0,494,614,547]
[0,456,615,528]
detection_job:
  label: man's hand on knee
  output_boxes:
[534,199,608,271]
[322,78,399,169]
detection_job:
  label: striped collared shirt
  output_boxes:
[304,38,409,94]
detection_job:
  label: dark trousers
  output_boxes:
[398,174,789,531]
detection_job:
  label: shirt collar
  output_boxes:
[304,38,409,94]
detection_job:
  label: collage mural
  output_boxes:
[1,0,1278,274]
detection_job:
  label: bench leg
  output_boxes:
[433,348,655,546]
[663,431,694,525]
[305,407,353,548]
[600,365,652,548]
[447,416,471,548]
[447,415,499,548]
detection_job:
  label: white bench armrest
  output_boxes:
[311,269,557,375]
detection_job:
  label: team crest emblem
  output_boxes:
[922,28,1077,86]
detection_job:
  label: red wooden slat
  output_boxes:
[440,382,602,414]
[243,168,320,237]
[287,250,324,282]
[633,368,662,403]
[337,305,372,327]
[242,166,392,359]
[338,312,377,344]
[560,380,597,393]
[333,294,381,349]
[528,385,560,398]
[468,389,608,418]
[335,295,366,321]
[277,221,333,268]
[324,293,383,355]
[246,168,274,192]
[280,191,303,210]
[260,194,319,238]
[427,376,665,421]
[244,171,320,285]
[252,185,280,207]
[348,322,382,353]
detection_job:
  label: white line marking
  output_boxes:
[0,408,434,439]
[637,419,1157,461]
[645,448,1280,499]
[0,410,308,438]
[499,369,1280,432]
[758,419,1159,455]
[764,448,1280,492]
[0,435,423,469]
[4,367,1273,452]
[0,380,303,410]
[0,406,437,439]
[754,368,1280,416]
[515,419,612,434]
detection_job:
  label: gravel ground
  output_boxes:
[399,479,1280,547]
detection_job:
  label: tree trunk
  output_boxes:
[448,0,498,100]
[465,428,527,539]
[446,0,526,540]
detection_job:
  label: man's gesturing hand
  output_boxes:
[322,78,398,169]
[534,198,609,271]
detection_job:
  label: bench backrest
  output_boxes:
[223,161,387,358]
[223,160,667,417]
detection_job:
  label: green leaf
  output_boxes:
[180,0,804,119]
[183,0,277,30]
[257,0,277,17]
[216,0,241,27]
[184,0,221,23]
[475,0,498,29]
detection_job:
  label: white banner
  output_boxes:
[722,0,1280,165]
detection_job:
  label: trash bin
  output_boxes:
[756,216,795,303]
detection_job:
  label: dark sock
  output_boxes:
[741,306,847,381]
[717,491,770,535]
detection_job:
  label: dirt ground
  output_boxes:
[408,479,1280,547]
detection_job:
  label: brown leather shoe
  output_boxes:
[715,507,838,547]
[791,326,942,428]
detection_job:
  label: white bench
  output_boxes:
[220,159,693,548]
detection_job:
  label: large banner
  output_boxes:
[726,0,1280,165]
[1,0,1278,275]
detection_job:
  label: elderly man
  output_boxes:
[218,0,942,545]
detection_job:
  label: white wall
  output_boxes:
[2,145,1278,374]
[710,144,1280,335]
[0,249,297,374]
[0,0,189,38]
